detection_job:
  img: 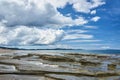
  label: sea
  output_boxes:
[17,49,120,55]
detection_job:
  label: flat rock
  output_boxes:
[0,50,120,79]
[0,64,17,72]
[0,75,46,80]
[16,64,92,76]
[45,74,120,80]
[39,55,75,62]
[0,59,44,66]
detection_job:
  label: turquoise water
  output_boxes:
[20,49,120,54]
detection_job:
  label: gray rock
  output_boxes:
[45,74,96,80]
[0,64,17,72]
[0,75,45,80]
[39,55,75,62]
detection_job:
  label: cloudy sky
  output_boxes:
[0,0,120,49]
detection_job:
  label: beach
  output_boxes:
[0,49,120,80]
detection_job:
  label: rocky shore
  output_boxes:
[0,50,120,80]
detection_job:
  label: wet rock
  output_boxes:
[0,64,17,72]
[16,64,93,76]
[1,50,120,79]
[12,54,33,59]
[95,71,118,77]
[45,74,96,80]
[0,74,120,80]
[19,55,40,61]
[0,56,11,60]
[39,55,75,62]
[0,75,46,80]
[79,59,101,66]
[45,74,120,80]
[0,59,49,68]
[97,55,110,60]
[107,64,117,70]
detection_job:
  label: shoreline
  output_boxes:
[0,49,120,80]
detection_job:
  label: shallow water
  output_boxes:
[15,49,120,54]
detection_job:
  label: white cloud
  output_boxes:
[66,30,88,34]
[0,0,88,28]
[62,29,95,41]
[91,0,105,8]
[0,0,105,46]
[72,1,92,13]
[67,40,101,43]
[51,15,88,27]
[46,0,105,13]
[0,0,105,27]
[72,0,105,13]
[48,44,72,49]
[91,16,100,22]
[0,25,64,45]
[90,10,96,14]
[63,34,93,40]
[84,25,97,29]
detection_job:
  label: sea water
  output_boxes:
[16,49,120,55]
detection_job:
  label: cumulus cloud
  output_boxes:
[72,0,105,13]
[0,0,88,27]
[0,0,105,27]
[0,25,64,45]
[45,0,105,13]
[91,16,100,22]
[0,0,105,46]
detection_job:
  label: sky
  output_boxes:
[0,0,120,49]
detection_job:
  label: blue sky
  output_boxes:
[0,0,120,49]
